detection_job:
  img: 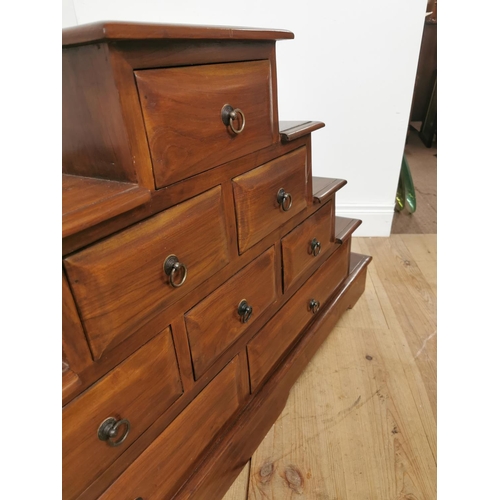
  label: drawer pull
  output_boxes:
[221,104,246,134]
[163,255,188,288]
[238,299,253,323]
[277,188,293,212]
[97,417,130,447]
[311,238,322,257]
[309,299,320,314]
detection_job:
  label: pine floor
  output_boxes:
[223,235,437,500]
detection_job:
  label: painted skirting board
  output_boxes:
[336,204,395,237]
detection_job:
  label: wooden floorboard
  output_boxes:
[222,462,250,500]
[222,235,437,500]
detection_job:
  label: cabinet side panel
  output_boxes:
[62,43,137,183]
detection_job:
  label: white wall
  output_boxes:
[63,0,426,236]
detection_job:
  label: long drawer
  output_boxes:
[135,60,274,188]
[62,329,183,500]
[185,246,278,379]
[247,240,350,392]
[98,355,247,500]
[64,186,230,359]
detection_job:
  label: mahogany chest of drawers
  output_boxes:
[62,21,371,500]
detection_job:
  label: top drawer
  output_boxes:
[64,186,230,359]
[135,61,275,189]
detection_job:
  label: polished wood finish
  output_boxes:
[136,61,275,188]
[248,240,350,393]
[64,186,230,359]
[62,136,306,256]
[62,272,92,375]
[63,329,183,500]
[62,174,151,238]
[335,215,362,243]
[62,21,294,47]
[312,176,347,204]
[281,201,334,291]
[232,147,308,253]
[186,246,278,379]
[63,25,282,189]
[179,251,371,500]
[62,44,139,183]
[62,272,92,403]
[98,355,247,500]
[279,120,325,142]
[63,192,345,406]
[62,21,370,500]
[227,236,435,500]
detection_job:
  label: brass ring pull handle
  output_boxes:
[98,417,130,447]
[277,188,293,212]
[309,299,320,315]
[163,255,188,288]
[238,299,253,324]
[221,104,246,134]
[311,238,321,257]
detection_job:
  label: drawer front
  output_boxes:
[186,246,278,379]
[135,61,274,188]
[281,201,334,291]
[247,240,350,392]
[98,355,246,500]
[64,186,230,359]
[232,147,308,253]
[62,329,183,500]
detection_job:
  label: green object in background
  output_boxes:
[395,154,417,213]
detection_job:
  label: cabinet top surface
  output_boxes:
[62,20,294,47]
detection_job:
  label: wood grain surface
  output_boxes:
[64,186,230,359]
[62,174,151,238]
[62,21,294,47]
[281,201,334,291]
[233,147,308,253]
[186,246,278,379]
[135,61,274,188]
[247,241,349,393]
[99,355,247,500]
[223,234,437,500]
[63,329,182,500]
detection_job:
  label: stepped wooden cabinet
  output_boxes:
[62,21,371,500]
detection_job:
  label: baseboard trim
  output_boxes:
[336,204,395,237]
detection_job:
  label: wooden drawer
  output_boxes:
[135,61,274,189]
[232,147,308,253]
[247,240,350,392]
[62,328,183,500]
[64,186,230,359]
[98,354,247,500]
[185,246,278,379]
[281,201,334,291]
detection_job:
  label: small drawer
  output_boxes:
[232,147,308,253]
[185,246,278,379]
[135,61,274,188]
[62,328,183,500]
[64,186,230,359]
[247,240,350,392]
[98,354,247,500]
[281,201,334,291]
